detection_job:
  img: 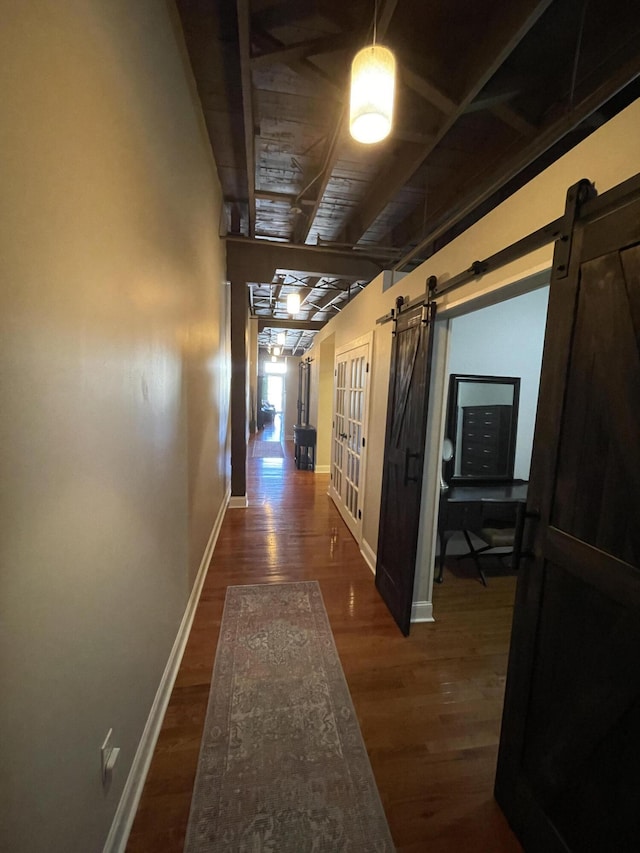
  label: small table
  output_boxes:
[436,482,528,583]
[293,424,316,470]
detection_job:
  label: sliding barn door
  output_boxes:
[376,301,435,635]
[496,176,640,851]
[329,335,371,542]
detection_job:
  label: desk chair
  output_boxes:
[461,500,525,586]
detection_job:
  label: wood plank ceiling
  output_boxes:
[177,0,640,354]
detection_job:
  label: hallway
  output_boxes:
[127,433,522,852]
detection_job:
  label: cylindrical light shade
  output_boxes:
[277,332,286,345]
[287,292,301,314]
[349,44,396,144]
[273,346,281,356]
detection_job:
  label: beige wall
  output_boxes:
[0,3,229,851]
[305,275,394,555]
[248,319,259,432]
[284,357,301,440]
[306,98,640,599]
[315,335,336,471]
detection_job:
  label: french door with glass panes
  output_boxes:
[329,334,372,542]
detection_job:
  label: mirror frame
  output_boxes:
[444,373,521,485]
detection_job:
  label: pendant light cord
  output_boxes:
[373,0,377,45]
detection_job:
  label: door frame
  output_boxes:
[415,269,553,618]
[329,331,373,545]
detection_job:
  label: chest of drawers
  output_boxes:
[460,404,513,477]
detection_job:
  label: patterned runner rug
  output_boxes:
[184,581,395,852]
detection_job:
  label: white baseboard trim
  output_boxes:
[103,487,230,853]
[314,464,330,474]
[359,540,432,621]
[411,600,435,623]
[228,494,248,509]
[360,539,376,576]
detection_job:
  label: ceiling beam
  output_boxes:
[253,0,321,30]
[256,190,316,205]
[299,277,321,308]
[237,0,256,237]
[490,102,536,136]
[291,101,345,242]
[401,66,457,116]
[459,0,552,99]
[304,300,339,315]
[226,238,381,283]
[282,268,363,284]
[401,64,533,137]
[376,0,399,33]
[292,331,305,355]
[250,0,288,13]
[258,319,325,331]
[465,88,523,113]
[272,282,283,311]
[307,285,349,317]
[299,0,399,243]
[393,129,437,145]
[251,28,343,96]
[392,50,640,270]
[336,0,554,245]
[251,32,352,68]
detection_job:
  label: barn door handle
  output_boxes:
[339,432,348,439]
[404,448,421,484]
[515,507,540,567]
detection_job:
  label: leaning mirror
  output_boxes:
[444,374,520,484]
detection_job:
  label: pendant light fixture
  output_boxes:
[349,1,396,144]
[287,292,301,315]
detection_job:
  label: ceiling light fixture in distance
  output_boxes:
[287,292,301,315]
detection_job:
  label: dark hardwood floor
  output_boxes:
[126,423,523,852]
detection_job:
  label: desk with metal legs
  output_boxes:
[436,482,528,584]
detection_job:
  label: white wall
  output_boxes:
[0,3,229,851]
[306,97,640,600]
[447,287,549,479]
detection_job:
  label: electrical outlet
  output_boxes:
[101,728,120,784]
